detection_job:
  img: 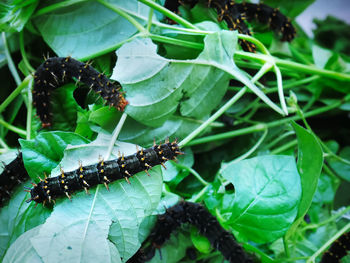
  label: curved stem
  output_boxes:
[0,75,32,114]
[105,112,128,160]
[2,32,21,85]
[0,119,27,137]
[138,0,198,30]
[33,0,88,17]
[186,95,350,146]
[19,31,35,73]
[26,78,33,140]
[174,163,208,186]
[307,222,350,263]
[179,87,247,147]
[97,0,147,33]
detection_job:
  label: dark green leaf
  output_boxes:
[221,155,301,243]
[34,0,152,59]
[329,146,350,182]
[0,0,38,32]
[19,131,90,180]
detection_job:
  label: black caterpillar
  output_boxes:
[33,57,128,128]
[0,152,29,207]
[164,0,296,52]
[26,141,182,204]
[127,201,252,263]
[321,231,350,263]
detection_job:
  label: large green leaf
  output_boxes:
[19,131,90,181]
[3,226,42,263]
[220,155,301,243]
[0,0,38,32]
[292,122,323,219]
[112,31,281,127]
[8,133,163,263]
[34,0,152,59]
[88,106,201,147]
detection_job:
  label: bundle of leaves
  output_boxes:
[0,0,350,263]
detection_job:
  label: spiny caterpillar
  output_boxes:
[25,141,182,204]
[321,231,350,263]
[127,201,252,263]
[33,57,128,128]
[164,0,296,52]
[0,153,29,207]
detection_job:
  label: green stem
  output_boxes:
[307,222,350,263]
[179,88,246,147]
[33,0,88,17]
[26,78,33,140]
[105,113,128,160]
[283,236,291,258]
[179,62,273,147]
[0,138,9,149]
[271,139,298,154]
[138,0,198,30]
[19,31,35,73]
[149,34,203,50]
[232,128,267,163]
[186,95,350,146]
[0,119,27,137]
[301,206,350,232]
[97,0,147,33]
[265,76,319,94]
[188,185,210,203]
[0,75,32,114]
[174,163,208,186]
[146,0,154,31]
[273,64,288,115]
[243,243,274,263]
[265,130,295,149]
[234,51,350,82]
[2,32,21,85]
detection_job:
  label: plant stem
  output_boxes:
[149,34,203,50]
[0,75,32,114]
[33,0,88,17]
[188,185,210,202]
[19,31,35,73]
[271,140,298,154]
[0,119,27,137]
[179,62,273,147]
[2,32,21,85]
[97,0,147,33]
[105,113,128,160]
[138,0,199,30]
[146,0,154,31]
[0,138,9,149]
[186,96,349,146]
[232,128,267,163]
[307,222,350,263]
[175,163,209,186]
[26,78,33,140]
[179,88,246,147]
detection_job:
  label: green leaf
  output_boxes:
[220,155,301,243]
[285,122,323,239]
[0,0,38,32]
[19,131,90,181]
[112,31,282,126]
[190,226,211,254]
[0,183,51,260]
[25,135,163,262]
[148,231,193,263]
[292,122,323,218]
[328,146,350,182]
[3,226,42,263]
[34,0,152,59]
[50,84,83,131]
